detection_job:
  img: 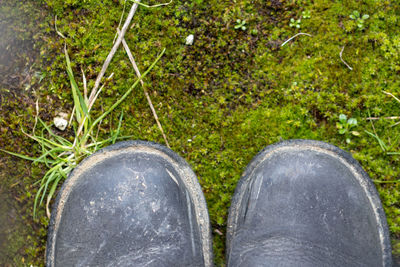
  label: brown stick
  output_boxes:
[118,29,170,148]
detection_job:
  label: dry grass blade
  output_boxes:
[119,29,170,148]
[281,32,312,47]
[366,116,400,120]
[340,45,353,70]
[129,0,172,8]
[89,0,141,104]
[383,91,400,103]
[1,0,169,218]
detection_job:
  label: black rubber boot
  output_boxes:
[46,141,213,267]
[227,140,392,266]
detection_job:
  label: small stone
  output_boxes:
[54,116,68,131]
[185,34,194,45]
[58,112,69,119]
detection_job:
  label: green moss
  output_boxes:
[1,0,400,265]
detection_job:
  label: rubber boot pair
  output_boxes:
[46,140,392,266]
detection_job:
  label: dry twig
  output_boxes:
[113,0,128,44]
[32,99,39,134]
[366,116,400,120]
[340,45,353,70]
[130,0,172,8]
[281,32,312,47]
[54,15,66,39]
[89,0,141,104]
[383,91,400,103]
[118,29,170,148]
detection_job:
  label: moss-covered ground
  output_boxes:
[0,0,399,265]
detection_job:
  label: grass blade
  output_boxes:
[46,175,63,218]
[0,149,44,162]
[365,130,388,152]
[38,117,72,146]
[111,111,124,144]
[85,48,166,141]
[33,147,64,164]
[65,46,88,123]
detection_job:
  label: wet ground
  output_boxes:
[0,2,37,92]
[1,0,400,266]
[0,163,30,264]
[0,1,46,265]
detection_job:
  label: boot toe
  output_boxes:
[227,140,391,266]
[46,141,212,267]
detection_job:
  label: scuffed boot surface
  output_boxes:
[227,140,392,267]
[46,141,212,267]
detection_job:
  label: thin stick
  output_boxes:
[95,106,104,142]
[130,0,172,8]
[373,179,400,184]
[33,99,39,134]
[54,15,66,39]
[88,73,114,112]
[366,116,400,120]
[383,91,400,104]
[84,49,166,143]
[113,0,128,44]
[89,0,141,105]
[119,30,143,87]
[214,229,223,236]
[68,106,75,127]
[81,67,88,103]
[73,81,107,145]
[281,32,312,47]
[340,45,353,70]
[390,121,400,127]
[119,29,170,148]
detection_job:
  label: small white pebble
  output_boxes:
[54,116,68,131]
[185,34,194,45]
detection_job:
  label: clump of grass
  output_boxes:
[1,0,170,219]
[364,92,400,184]
[1,46,165,218]
[366,91,400,157]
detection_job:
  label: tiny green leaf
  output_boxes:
[348,118,357,126]
[339,114,347,123]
